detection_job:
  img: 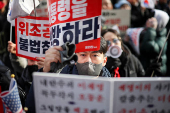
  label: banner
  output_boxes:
[125,28,144,55]
[15,16,50,61]
[33,73,170,113]
[102,9,130,36]
[47,0,102,52]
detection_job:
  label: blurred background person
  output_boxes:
[102,29,145,77]
[0,0,15,72]
[127,0,155,27]
[102,0,114,10]
[155,0,170,76]
[139,16,168,76]
[114,0,131,10]
[7,41,45,106]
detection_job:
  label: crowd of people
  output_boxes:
[0,0,170,112]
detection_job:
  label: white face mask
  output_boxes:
[106,45,123,58]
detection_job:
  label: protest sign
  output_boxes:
[47,0,102,52]
[102,9,130,36]
[33,73,170,113]
[33,72,112,113]
[113,78,170,113]
[125,28,144,55]
[15,16,50,60]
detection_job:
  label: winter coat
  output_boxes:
[61,65,111,77]
[9,53,27,79]
[139,27,167,76]
[25,65,111,113]
[105,45,145,77]
[17,65,38,96]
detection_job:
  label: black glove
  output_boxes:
[105,57,121,72]
[145,57,162,77]
[50,42,78,73]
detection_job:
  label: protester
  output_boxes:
[155,0,170,76]
[25,37,111,113]
[127,0,155,27]
[139,16,168,76]
[7,41,45,106]
[102,29,145,77]
[155,0,170,16]
[110,0,119,7]
[7,41,27,78]
[0,0,14,71]
[102,0,113,10]
[114,0,131,10]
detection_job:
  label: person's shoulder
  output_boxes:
[101,67,111,77]
[61,64,77,74]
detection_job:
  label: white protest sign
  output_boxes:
[33,73,170,113]
[33,72,112,113]
[102,9,130,36]
[15,16,50,60]
[112,78,170,113]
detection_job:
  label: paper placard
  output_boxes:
[33,72,112,113]
[15,16,50,60]
[33,72,170,113]
[102,9,130,36]
[113,78,170,113]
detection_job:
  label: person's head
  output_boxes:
[114,0,131,10]
[127,0,138,6]
[27,59,38,73]
[76,37,108,76]
[101,29,122,49]
[158,0,167,4]
[102,0,113,10]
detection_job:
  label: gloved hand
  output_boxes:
[105,57,121,72]
[145,57,162,77]
[50,42,78,73]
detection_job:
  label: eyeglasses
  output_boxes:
[107,38,121,46]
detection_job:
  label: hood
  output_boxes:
[154,9,169,31]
